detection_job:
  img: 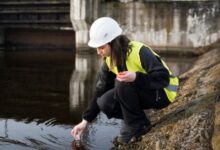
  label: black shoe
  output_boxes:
[114,123,151,144]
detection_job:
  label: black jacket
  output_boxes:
[82,46,169,122]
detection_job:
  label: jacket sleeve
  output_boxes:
[133,46,170,89]
[82,61,116,122]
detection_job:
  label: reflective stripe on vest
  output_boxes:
[105,41,179,102]
[167,84,178,92]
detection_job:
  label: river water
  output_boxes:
[0,50,194,150]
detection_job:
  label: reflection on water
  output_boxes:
[0,50,195,150]
[69,53,122,150]
[69,53,98,123]
[0,51,75,150]
[0,50,122,150]
[0,119,73,150]
[0,62,73,125]
[82,113,121,150]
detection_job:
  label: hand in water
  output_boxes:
[71,119,88,140]
[72,140,85,150]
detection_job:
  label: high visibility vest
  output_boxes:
[105,41,179,102]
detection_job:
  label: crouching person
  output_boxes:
[71,17,179,144]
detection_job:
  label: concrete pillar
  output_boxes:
[70,0,88,50]
[70,0,99,50]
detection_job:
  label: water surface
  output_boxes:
[0,51,194,150]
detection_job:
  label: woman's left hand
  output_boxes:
[117,71,136,82]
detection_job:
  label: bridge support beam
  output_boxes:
[70,0,99,50]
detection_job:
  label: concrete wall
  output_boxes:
[70,0,220,51]
[70,0,99,49]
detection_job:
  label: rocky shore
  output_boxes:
[114,46,220,150]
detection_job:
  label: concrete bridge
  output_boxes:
[0,0,219,58]
[0,0,71,28]
[0,0,75,63]
[70,0,220,52]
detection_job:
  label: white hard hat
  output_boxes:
[88,17,122,48]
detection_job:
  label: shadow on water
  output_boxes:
[0,50,122,150]
[0,48,195,150]
[0,50,76,150]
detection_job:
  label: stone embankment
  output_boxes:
[114,44,220,150]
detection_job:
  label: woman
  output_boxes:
[71,17,179,144]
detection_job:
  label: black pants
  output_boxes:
[97,80,170,128]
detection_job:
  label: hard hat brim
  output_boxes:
[88,39,105,48]
[88,28,122,48]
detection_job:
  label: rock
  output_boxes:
[155,141,161,150]
[115,48,220,150]
[204,130,210,140]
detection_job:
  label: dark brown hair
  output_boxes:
[108,35,131,69]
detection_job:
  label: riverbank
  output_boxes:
[114,45,220,149]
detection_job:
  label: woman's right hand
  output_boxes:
[117,71,136,82]
[71,119,88,140]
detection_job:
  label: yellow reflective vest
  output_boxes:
[105,41,179,102]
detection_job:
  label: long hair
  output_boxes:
[108,35,131,69]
